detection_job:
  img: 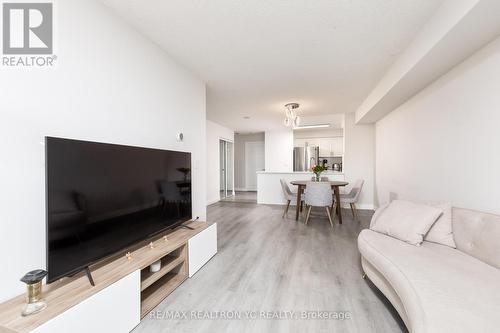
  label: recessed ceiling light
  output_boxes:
[243,116,250,119]
[294,124,331,130]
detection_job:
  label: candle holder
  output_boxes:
[20,269,48,316]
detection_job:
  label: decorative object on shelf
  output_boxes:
[20,269,48,316]
[149,242,154,249]
[126,252,132,260]
[283,103,300,128]
[149,260,161,273]
[311,165,327,181]
[163,235,168,242]
[176,167,191,182]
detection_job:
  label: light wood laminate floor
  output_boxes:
[220,191,257,203]
[133,200,407,333]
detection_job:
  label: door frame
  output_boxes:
[219,138,235,198]
[245,141,265,191]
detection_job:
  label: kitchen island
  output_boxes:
[257,171,345,205]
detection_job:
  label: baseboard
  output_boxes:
[206,198,220,206]
[342,203,375,210]
[257,200,374,211]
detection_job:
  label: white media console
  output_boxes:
[0,222,217,333]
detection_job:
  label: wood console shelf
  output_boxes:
[0,221,211,333]
[140,243,188,317]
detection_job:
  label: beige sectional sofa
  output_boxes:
[358,207,500,333]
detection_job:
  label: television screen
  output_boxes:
[46,137,192,282]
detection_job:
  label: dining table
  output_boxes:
[290,180,349,224]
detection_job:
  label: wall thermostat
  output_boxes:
[176,132,184,142]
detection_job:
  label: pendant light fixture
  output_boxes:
[284,103,300,128]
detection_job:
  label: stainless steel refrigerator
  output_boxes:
[293,146,319,171]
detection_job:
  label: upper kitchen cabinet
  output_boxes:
[318,137,343,157]
[293,136,343,157]
[294,128,344,157]
[294,137,319,148]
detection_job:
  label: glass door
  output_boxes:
[219,139,234,199]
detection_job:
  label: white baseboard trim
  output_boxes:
[257,200,375,211]
[234,188,256,192]
[206,198,220,206]
[343,203,375,210]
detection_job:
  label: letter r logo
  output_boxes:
[2,3,53,54]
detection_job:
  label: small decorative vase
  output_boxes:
[20,269,48,316]
[315,173,321,181]
[150,260,161,273]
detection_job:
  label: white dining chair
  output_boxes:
[280,179,303,218]
[339,179,364,221]
[304,182,334,227]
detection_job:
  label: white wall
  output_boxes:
[206,120,234,205]
[0,0,206,302]
[265,130,293,172]
[293,128,344,139]
[376,36,500,214]
[234,133,265,190]
[343,113,375,210]
[355,0,480,123]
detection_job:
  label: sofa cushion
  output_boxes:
[424,203,456,248]
[369,202,389,228]
[358,229,500,333]
[453,207,500,269]
[370,200,442,245]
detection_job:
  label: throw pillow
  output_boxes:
[370,202,390,228]
[371,200,443,246]
[424,203,456,248]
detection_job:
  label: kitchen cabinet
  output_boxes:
[294,137,343,157]
[294,138,319,147]
[319,137,343,157]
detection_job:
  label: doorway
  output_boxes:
[219,139,234,199]
[245,141,265,191]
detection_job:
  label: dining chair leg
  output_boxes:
[325,207,334,228]
[282,200,291,218]
[353,203,360,221]
[333,204,337,222]
[350,203,356,219]
[330,202,337,221]
[305,206,312,225]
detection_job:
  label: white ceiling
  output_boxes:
[100,0,444,132]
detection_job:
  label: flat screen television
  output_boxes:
[46,137,192,283]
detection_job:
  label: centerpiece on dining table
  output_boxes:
[311,164,327,181]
